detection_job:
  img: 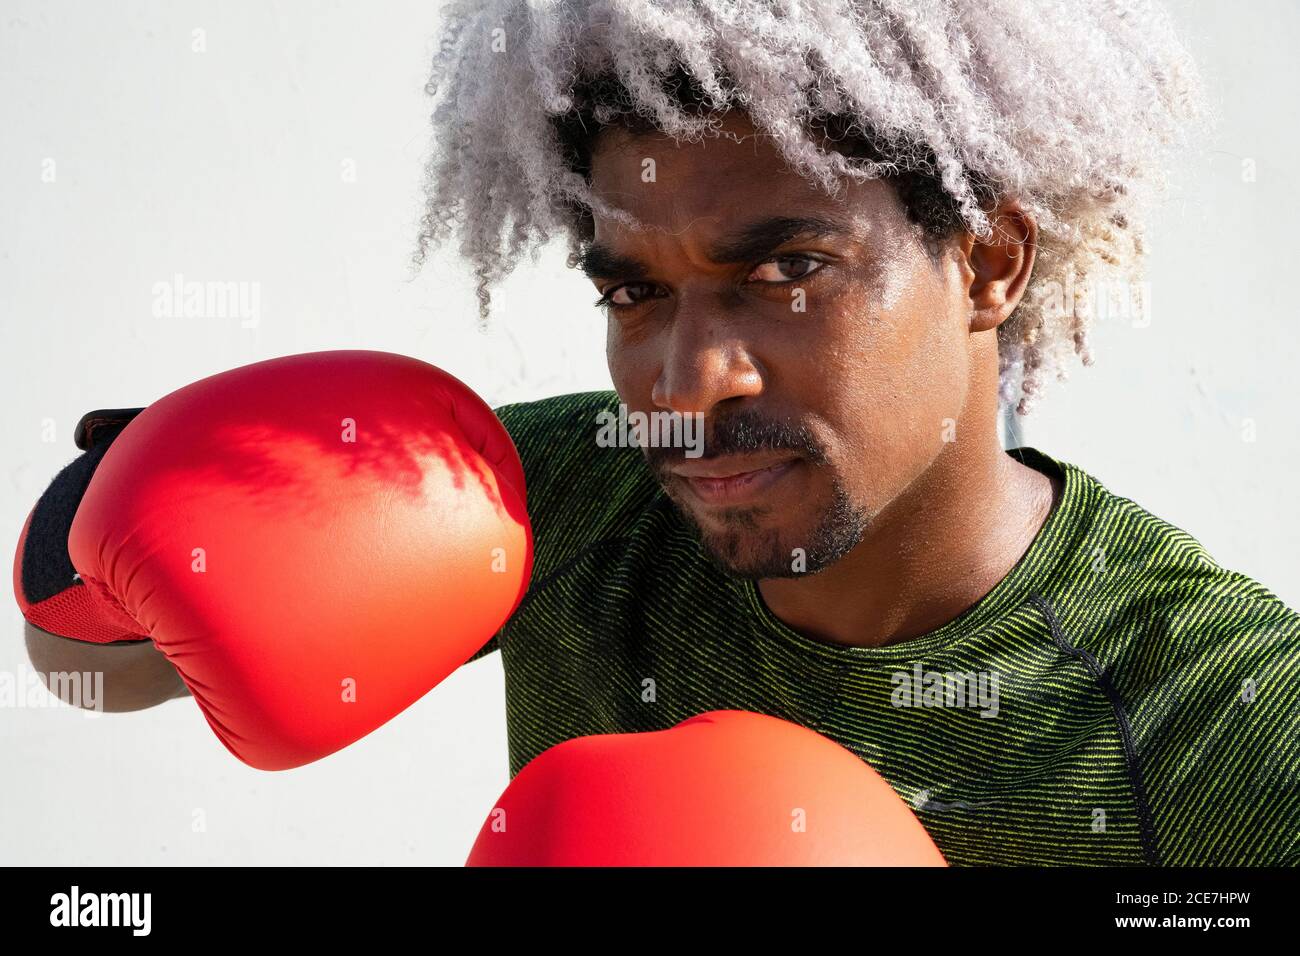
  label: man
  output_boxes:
[20,0,1299,865]
[418,0,1298,865]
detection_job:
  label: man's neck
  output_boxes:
[756,442,1062,649]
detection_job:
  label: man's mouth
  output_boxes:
[668,454,803,507]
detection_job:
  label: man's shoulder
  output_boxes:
[494,390,621,460]
[494,389,619,434]
[494,390,633,495]
[1037,449,1298,639]
[1041,449,1300,682]
[493,390,664,572]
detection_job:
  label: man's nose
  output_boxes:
[650,310,764,417]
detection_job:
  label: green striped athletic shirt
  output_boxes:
[467,391,1300,866]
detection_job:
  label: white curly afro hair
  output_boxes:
[417,0,1212,415]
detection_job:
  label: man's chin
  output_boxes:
[670,499,795,578]
[689,510,830,580]
[697,531,805,580]
[672,492,868,580]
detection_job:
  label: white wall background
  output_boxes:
[0,0,1294,865]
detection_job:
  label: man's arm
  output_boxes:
[24,621,190,711]
[24,621,189,711]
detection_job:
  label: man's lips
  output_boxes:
[667,454,803,506]
[670,453,800,479]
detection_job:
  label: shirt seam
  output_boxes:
[1028,592,1162,866]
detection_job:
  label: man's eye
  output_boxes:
[749,255,825,283]
[595,257,825,311]
[595,282,656,310]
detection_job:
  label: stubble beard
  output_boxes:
[662,475,869,580]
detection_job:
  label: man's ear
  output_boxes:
[959,200,1037,333]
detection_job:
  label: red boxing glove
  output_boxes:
[466,709,947,866]
[29,350,531,770]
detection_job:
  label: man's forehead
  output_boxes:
[590,120,814,214]
[588,120,897,245]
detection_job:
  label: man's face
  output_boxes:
[585,112,980,579]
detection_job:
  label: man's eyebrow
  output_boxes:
[708,214,855,266]
[573,245,652,283]
[574,214,855,281]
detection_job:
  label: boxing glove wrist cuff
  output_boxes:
[14,407,148,643]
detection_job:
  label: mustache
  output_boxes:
[643,408,827,471]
